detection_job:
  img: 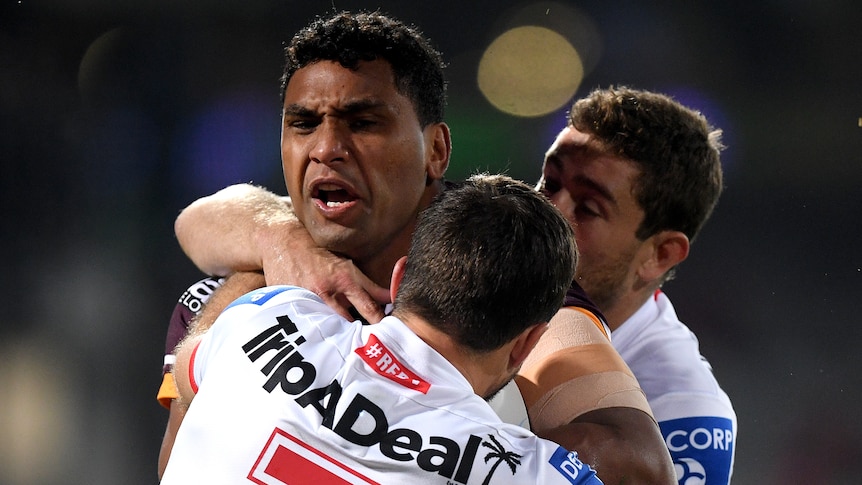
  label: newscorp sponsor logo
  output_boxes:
[665,427,733,453]
[673,457,706,485]
[660,416,734,485]
[241,314,520,484]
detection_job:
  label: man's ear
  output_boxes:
[390,256,408,303]
[509,323,549,370]
[425,122,451,181]
[637,230,690,282]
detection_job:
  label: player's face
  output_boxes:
[281,60,446,273]
[538,126,647,313]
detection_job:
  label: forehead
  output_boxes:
[283,59,407,113]
[546,126,602,159]
[545,126,641,192]
[546,127,630,169]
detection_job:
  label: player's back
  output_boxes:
[163,286,602,484]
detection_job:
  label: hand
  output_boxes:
[258,221,390,324]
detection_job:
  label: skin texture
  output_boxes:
[280,59,449,287]
[174,185,390,322]
[539,126,689,332]
[517,308,675,483]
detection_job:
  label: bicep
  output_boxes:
[539,407,675,484]
[517,307,652,430]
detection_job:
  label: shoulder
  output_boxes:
[528,307,611,363]
[517,307,650,429]
[617,295,733,408]
[177,276,226,313]
[563,281,608,329]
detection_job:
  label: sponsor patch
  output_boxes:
[660,416,734,485]
[548,447,598,484]
[356,334,430,394]
[249,428,379,485]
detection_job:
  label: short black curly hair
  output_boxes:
[280,11,447,127]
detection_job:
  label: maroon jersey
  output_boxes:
[565,280,606,325]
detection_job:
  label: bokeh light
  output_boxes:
[171,91,281,195]
[478,26,583,117]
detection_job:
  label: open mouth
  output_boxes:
[313,183,357,208]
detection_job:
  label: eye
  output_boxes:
[349,118,378,131]
[574,199,601,219]
[538,177,561,197]
[287,118,318,133]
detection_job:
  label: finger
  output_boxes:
[318,292,358,322]
[348,272,390,323]
[348,293,386,324]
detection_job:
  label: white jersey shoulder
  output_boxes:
[612,291,736,485]
[163,286,602,485]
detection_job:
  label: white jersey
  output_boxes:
[612,291,737,484]
[162,286,602,485]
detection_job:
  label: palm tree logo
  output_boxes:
[480,434,522,484]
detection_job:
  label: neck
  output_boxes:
[357,181,446,287]
[395,311,503,398]
[604,283,659,331]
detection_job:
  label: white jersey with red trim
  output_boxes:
[162,286,602,485]
[611,291,737,485]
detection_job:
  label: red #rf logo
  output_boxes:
[356,334,430,394]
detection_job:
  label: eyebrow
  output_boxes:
[573,174,619,207]
[283,99,390,117]
[546,154,619,207]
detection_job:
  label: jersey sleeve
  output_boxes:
[157,276,224,408]
[540,447,604,484]
[657,404,736,484]
[564,281,611,340]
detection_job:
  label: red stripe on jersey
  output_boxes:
[189,341,201,394]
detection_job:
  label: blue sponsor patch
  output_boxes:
[659,416,734,484]
[548,446,600,484]
[225,286,297,310]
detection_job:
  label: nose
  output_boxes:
[309,121,349,165]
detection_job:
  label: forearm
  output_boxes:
[175,184,390,322]
[175,184,296,276]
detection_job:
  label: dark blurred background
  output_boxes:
[1,1,860,483]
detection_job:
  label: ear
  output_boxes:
[390,256,408,303]
[424,122,451,180]
[508,323,549,370]
[637,230,690,282]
